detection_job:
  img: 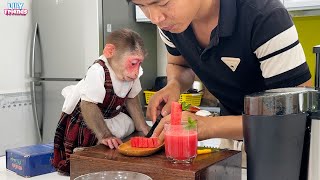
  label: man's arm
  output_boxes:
[198,77,312,141]
[153,111,244,142]
[203,78,313,141]
[198,79,312,140]
[299,78,312,87]
[125,95,150,135]
[198,115,243,140]
[166,53,195,93]
[147,53,195,121]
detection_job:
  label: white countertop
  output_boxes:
[1,156,247,179]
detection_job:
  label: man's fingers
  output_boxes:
[147,99,159,122]
[147,92,167,122]
[152,118,164,137]
[152,115,170,138]
[161,102,171,117]
[158,130,165,145]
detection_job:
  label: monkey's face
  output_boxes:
[113,51,144,81]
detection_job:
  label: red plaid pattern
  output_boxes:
[53,60,129,174]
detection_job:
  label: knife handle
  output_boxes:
[145,115,163,138]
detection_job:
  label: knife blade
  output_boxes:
[145,114,163,138]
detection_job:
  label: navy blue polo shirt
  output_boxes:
[159,0,311,115]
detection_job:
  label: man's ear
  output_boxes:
[103,44,116,58]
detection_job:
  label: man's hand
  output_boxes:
[147,53,195,122]
[151,111,201,144]
[146,81,181,123]
[100,136,123,149]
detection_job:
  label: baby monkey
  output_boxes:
[53,28,150,175]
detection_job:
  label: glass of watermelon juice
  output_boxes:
[164,122,198,163]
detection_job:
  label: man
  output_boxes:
[128,0,312,149]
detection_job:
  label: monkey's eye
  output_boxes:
[131,60,139,66]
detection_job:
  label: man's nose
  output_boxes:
[148,7,165,25]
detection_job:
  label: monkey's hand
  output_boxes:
[99,136,123,149]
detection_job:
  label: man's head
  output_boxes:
[128,0,203,33]
[103,28,146,81]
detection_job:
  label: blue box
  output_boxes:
[6,143,56,177]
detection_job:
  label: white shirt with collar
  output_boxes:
[80,55,143,103]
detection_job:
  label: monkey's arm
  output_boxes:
[125,96,150,135]
[80,100,112,141]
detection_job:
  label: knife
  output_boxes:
[145,114,163,138]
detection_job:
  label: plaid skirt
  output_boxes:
[52,59,129,175]
[52,104,98,175]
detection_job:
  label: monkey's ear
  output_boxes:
[103,44,116,58]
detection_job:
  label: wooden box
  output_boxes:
[70,144,241,180]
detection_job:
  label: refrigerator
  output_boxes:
[30,0,157,144]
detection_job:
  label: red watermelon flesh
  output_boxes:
[151,137,159,147]
[142,138,148,148]
[138,137,144,147]
[171,102,182,125]
[147,138,154,148]
[130,137,160,148]
[130,137,137,147]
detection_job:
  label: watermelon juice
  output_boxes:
[164,124,198,163]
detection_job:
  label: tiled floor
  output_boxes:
[1,156,247,179]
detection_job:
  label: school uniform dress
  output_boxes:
[52,55,142,174]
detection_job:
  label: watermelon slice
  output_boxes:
[142,138,148,148]
[147,138,154,148]
[151,137,159,147]
[130,137,160,148]
[130,137,137,147]
[171,102,182,125]
[138,137,144,148]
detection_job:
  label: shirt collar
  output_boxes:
[99,55,111,69]
[217,0,237,38]
[99,55,116,78]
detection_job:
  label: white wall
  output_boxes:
[157,30,167,76]
[0,0,32,94]
[0,1,38,156]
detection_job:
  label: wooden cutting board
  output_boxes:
[117,140,164,156]
[70,144,242,180]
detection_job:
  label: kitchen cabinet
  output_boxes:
[284,0,320,11]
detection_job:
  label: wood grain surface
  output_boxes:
[70,144,242,180]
